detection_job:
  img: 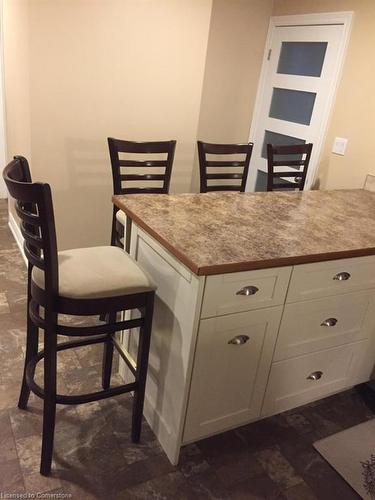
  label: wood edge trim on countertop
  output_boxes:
[113,196,200,274]
[113,196,375,276]
[198,247,375,275]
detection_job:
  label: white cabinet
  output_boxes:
[128,224,375,465]
[185,255,375,443]
[274,290,375,361]
[261,256,375,417]
[262,340,374,416]
[287,255,375,303]
[183,306,283,443]
[201,266,291,318]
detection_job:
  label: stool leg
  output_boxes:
[40,312,57,476]
[132,294,154,443]
[18,312,38,409]
[102,313,115,390]
[111,205,117,246]
[18,266,39,410]
[116,222,125,249]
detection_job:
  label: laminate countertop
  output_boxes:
[113,189,375,276]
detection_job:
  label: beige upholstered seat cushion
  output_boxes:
[116,209,126,226]
[32,246,156,299]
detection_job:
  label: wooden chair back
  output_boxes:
[2,156,58,296]
[198,141,254,193]
[266,143,313,191]
[108,138,176,195]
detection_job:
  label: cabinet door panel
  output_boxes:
[287,256,375,303]
[262,340,373,417]
[183,307,283,443]
[202,266,291,318]
[275,290,375,360]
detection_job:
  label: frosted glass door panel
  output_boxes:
[261,130,305,161]
[269,88,316,125]
[277,42,328,77]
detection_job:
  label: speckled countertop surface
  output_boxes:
[113,190,375,275]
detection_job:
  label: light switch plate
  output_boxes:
[332,137,348,155]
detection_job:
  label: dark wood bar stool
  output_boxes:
[266,143,313,191]
[108,138,176,247]
[197,141,253,193]
[3,156,156,476]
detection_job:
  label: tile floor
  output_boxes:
[1,198,374,499]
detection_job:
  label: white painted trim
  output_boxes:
[0,0,8,198]
[246,11,353,191]
[120,220,206,465]
[8,211,27,266]
[247,15,274,160]
[137,228,193,283]
[271,11,354,27]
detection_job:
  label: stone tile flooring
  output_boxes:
[1,198,374,499]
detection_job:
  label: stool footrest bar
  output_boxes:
[57,316,144,336]
[25,335,138,405]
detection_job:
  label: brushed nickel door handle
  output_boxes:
[307,371,323,381]
[228,335,250,345]
[321,318,338,327]
[236,286,259,296]
[333,272,351,281]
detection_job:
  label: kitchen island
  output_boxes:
[113,189,375,464]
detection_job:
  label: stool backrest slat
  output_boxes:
[3,156,58,296]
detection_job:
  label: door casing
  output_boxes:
[246,11,353,192]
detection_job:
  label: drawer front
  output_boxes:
[262,340,373,417]
[201,266,291,318]
[275,290,375,361]
[183,306,283,443]
[287,255,375,303]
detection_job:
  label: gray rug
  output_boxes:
[314,419,375,499]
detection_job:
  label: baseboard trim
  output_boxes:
[8,211,27,266]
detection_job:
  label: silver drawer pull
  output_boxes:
[307,371,323,381]
[228,335,250,345]
[333,271,351,281]
[321,318,338,327]
[236,286,259,296]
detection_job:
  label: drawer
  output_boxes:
[287,255,375,303]
[201,266,291,318]
[183,306,283,443]
[262,340,373,417]
[274,290,375,361]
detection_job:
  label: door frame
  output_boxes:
[246,11,353,192]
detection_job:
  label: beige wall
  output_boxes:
[3,0,32,216]
[3,0,31,160]
[25,0,212,249]
[191,0,273,191]
[5,0,369,250]
[273,0,375,190]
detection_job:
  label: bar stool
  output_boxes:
[108,138,176,248]
[266,143,313,191]
[3,156,156,476]
[197,141,253,193]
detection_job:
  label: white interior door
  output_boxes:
[246,13,352,192]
